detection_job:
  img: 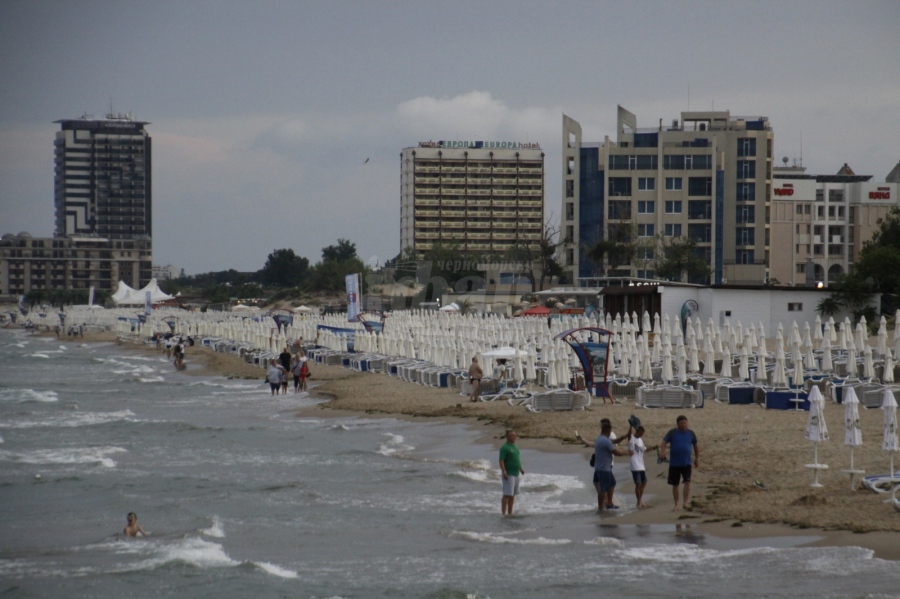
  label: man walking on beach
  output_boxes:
[468,357,483,402]
[659,415,699,511]
[499,429,524,515]
[577,422,632,511]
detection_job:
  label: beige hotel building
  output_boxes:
[400,142,544,260]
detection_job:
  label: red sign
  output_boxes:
[869,191,891,199]
[774,188,794,196]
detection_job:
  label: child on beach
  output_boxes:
[626,425,658,508]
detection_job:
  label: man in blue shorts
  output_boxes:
[499,430,525,516]
[577,422,633,511]
[659,415,699,511]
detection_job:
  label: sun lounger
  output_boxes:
[861,471,900,494]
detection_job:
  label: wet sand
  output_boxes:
[40,328,900,560]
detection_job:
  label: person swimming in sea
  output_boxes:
[123,512,148,537]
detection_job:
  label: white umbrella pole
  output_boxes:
[811,442,823,488]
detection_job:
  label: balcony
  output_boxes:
[414,209,439,217]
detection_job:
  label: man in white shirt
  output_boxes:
[626,425,658,508]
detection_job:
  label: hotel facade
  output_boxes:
[400,142,544,260]
[769,165,900,286]
[563,106,773,286]
[0,112,153,298]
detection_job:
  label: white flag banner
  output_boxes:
[88,286,95,307]
[345,274,360,322]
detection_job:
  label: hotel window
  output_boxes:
[737,205,755,223]
[665,200,682,214]
[796,204,803,215]
[737,182,755,201]
[736,227,755,245]
[565,202,574,220]
[688,200,712,220]
[607,200,632,220]
[665,177,682,191]
[566,179,574,198]
[737,160,755,179]
[664,223,682,237]
[637,224,655,237]
[796,263,806,273]
[608,177,632,196]
[737,137,757,157]
[688,223,711,243]
[736,249,755,264]
[638,177,655,191]
[788,302,803,311]
[688,177,712,196]
[637,200,655,214]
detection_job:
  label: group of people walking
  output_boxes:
[500,415,699,515]
[267,347,310,395]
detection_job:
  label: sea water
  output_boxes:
[1,328,899,599]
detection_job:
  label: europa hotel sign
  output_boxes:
[418,140,541,150]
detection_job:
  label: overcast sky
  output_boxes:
[1,0,898,275]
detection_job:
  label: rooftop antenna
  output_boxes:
[799,132,803,167]
[687,83,690,111]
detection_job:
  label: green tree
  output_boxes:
[587,223,637,275]
[502,222,566,292]
[321,239,358,263]
[821,207,900,317]
[260,249,310,288]
[655,237,712,283]
[312,239,365,293]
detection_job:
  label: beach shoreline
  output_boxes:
[30,327,900,560]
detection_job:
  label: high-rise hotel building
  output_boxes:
[563,106,773,286]
[54,112,152,240]
[0,113,153,297]
[400,142,544,259]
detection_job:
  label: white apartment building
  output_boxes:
[563,106,773,287]
[400,142,544,260]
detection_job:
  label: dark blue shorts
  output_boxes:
[631,470,647,484]
[593,470,616,493]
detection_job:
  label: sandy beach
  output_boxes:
[34,327,900,559]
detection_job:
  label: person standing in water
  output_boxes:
[499,430,525,516]
[123,512,147,537]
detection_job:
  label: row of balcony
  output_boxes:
[413,189,542,197]
[414,199,541,208]
[414,166,542,174]
[414,221,541,230]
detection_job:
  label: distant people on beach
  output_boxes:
[468,357,483,402]
[291,354,303,393]
[267,361,285,395]
[626,425,658,508]
[173,338,185,368]
[659,415,699,511]
[164,336,173,359]
[123,512,147,537]
[499,429,524,516]
[576,420,633,511]
[298,359,309,392]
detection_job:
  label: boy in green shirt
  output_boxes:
[499,430,525,515]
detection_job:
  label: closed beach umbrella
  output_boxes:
[843,386,864,489]
[640,347,653,381]
[877,319,888,356]
[546,348,558,388]
[882,388,899,478]
[720,348,732,378]
[805,386,829,488]
[661,345,674,384]
[863,346,875,380]
[772,347,788,387]
[739,345,750,381]
[884,348,895,384]
[821,334,833,373]
[855,322,868,354]
[689,338,700,373]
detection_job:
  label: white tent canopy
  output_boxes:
[113,278,175,305]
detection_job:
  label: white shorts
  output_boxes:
[502,475,520,497]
